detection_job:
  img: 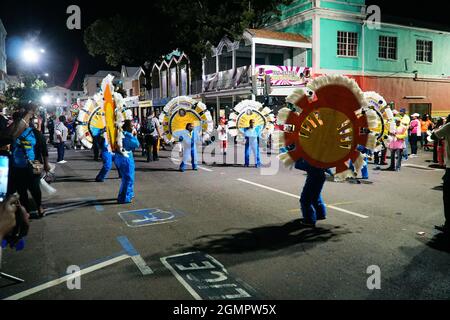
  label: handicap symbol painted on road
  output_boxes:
[118,208,183,228]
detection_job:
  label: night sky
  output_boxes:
[2,0,448,91]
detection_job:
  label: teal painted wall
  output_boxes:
[320,18,362,70]
[320,0,365,13]
[277,0,450,77]
[280,19,313,38]
[307,48,313,67]
[279,0,312,20]
[280,0,365,19]
[319,18,450,76]
[363,25,450,76]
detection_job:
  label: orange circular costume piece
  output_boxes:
[282,77,369,174]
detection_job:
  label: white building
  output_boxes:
[44,86,86,108]
[0,19,7,94]
[83,70,121,97]
[121,66,146,99]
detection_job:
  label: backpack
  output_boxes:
[146,118,155,134]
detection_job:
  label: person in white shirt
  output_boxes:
[217,118,228,155]
[54,116,69,164]
[145,110,162,162]
[432,115,450,234]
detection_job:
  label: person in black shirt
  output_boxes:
[47,115,55,145]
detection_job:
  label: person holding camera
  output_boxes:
[10,112,46,218]
[431,115,450,235]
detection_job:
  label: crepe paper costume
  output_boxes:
[159,96,213,144]
[76,75,134,155]
[276,74,383,182]
[227,100,275,141]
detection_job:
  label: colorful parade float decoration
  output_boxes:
[159,96,214,143]
[363,91,395,152]
[276,74,384,180]
[227,100,275,140]
[76,75,133,154]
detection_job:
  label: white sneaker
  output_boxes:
[57,160,67,164]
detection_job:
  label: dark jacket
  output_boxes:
[33,129,49,164]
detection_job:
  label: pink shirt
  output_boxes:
[389,126,408,150]
[410,119,421,136]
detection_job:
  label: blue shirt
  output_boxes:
[123,132,140,152]
[240,125,263,139]
[12,128,36,168]
[175,126,202,147]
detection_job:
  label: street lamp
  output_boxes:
[41,95,52,105]
[22,48,40,64]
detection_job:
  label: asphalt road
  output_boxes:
[1,144,449,300]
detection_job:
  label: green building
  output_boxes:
[271,0,450,117]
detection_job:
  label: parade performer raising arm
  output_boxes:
[114,120,140,204]
[240,119,263,168]
[175,122,202,172]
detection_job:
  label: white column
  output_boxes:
[251,40,256,101]
[232,49,236,71]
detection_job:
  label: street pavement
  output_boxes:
[0,144,449,300]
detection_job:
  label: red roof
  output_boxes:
[246,29,310,43]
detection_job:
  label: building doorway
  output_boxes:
[409,103,432,116]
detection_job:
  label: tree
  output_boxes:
[2,76,47,110]
[84,0,293,72]
[84,14,175,68]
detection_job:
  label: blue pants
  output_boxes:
[403,136,409,160]
[180,145,198,172]
[349,158,369,179]
[56,142,65,162]
[245,138,261,167]
[114,154,135,203]
[96,152,113,182]
[300,166,327,224]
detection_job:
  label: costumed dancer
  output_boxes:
[114,120,140,204]
[295,158,327,227]
[349,145,370,180]
[276,75,381,226]
[399,108,410,160]
[95,130,116,182]
[217,118,229,155]
[240,119,262,168]
[176,123,202,172]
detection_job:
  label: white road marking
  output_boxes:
[131,255,154,276]
[403,164,442,171]
[237,178,369,219]
[170,158,213,172]
[3,254,130,300]
[160,253,203,300]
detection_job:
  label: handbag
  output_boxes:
[18,130,44,176]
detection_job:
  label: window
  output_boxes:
[379,35,397,60]
[416,39,433,63]
[337,31,358,57]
